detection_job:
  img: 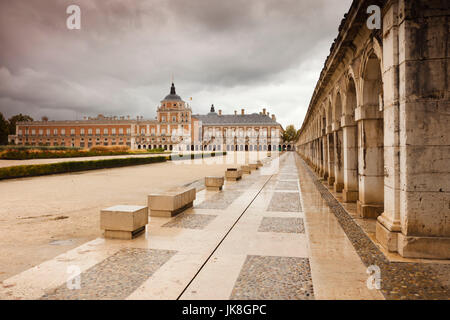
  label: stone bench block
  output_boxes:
[100,205,148,240]
[205,176,224,191]
[225,168,242,181]
[148,187,196,217]
[249,163,259,170]
[241,165,251,174]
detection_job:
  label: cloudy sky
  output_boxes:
[0,0,352,128]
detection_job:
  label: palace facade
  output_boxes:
[9,83,284,151]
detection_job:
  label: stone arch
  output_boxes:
[343,70,359,116]
[357,46,384,218]
[325,98,333,127]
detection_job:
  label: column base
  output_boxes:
[334,182,344,193]
[376,221,398,252]
[327,176,335,186]
[356,200,383,219]
[397,233,450,259]
[342,189,358,202]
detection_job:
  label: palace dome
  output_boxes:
[162,82,182,101]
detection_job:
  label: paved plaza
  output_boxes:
[1,152,448,300]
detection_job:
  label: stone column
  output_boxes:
[355,104,384,218]
[333,121,344,193]
[341,115,359,202]
[378,0,450,259]
[376,1,402,253]
[326,125,335,186]
[321,131,328,180]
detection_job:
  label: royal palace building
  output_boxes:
[9,83,284,151]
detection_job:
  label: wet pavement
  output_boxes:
[1,152,448,300]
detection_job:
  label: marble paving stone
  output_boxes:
[267,192,302,212]
[278,174,298,180]
[41,248,176,300]
[230,255,314,300]
[196,191,241,210]
[275,181,299,191]
[225,178,259,191]
[258,217,305,234]
[162,213,217,230]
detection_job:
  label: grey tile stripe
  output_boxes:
[230,255,314,300]
[41,248,176,300]
[258,217,305,233]
[162,213,217,230]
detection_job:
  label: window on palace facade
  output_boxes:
[162,116,166,122]
[119,128,124,135]
[88,128,93,135]
[141,128,145,135]
[112,128,116,135]
[46,129,50,136]
[71,129,75,135]
[80,128,85,135]
[96,128,100,135]
[61,129,65,135]
[104,128,108,135]
[18,129,22,135]
[31,129,36,135]
[53,129,58,135]
[173,116,176,122]
[38,129,43,135]
[126,128,131,135]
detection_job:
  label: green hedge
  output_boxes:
[0,145,81,151]
[0,156,167,180]
[147,148,165,153]
[0,151,227,180]
[0,150,132,160]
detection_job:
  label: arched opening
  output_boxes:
[357,52,384,218]
[268,145,272,151]
[245,145,248,152]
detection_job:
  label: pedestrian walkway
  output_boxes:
[1,153,448,300]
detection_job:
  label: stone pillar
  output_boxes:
[341,115,359,202]
[314,139,318,172]
[377,0,450,259]
[333,121,344,193]
[321,132,328,180]
[326,125,335,186]
[355,104,384,218]
[376,0,402,253]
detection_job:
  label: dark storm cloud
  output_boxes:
[0,0,352,127]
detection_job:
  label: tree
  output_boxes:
[8,113,33,135]
[282,124,300,142]
[0,113,9,145]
